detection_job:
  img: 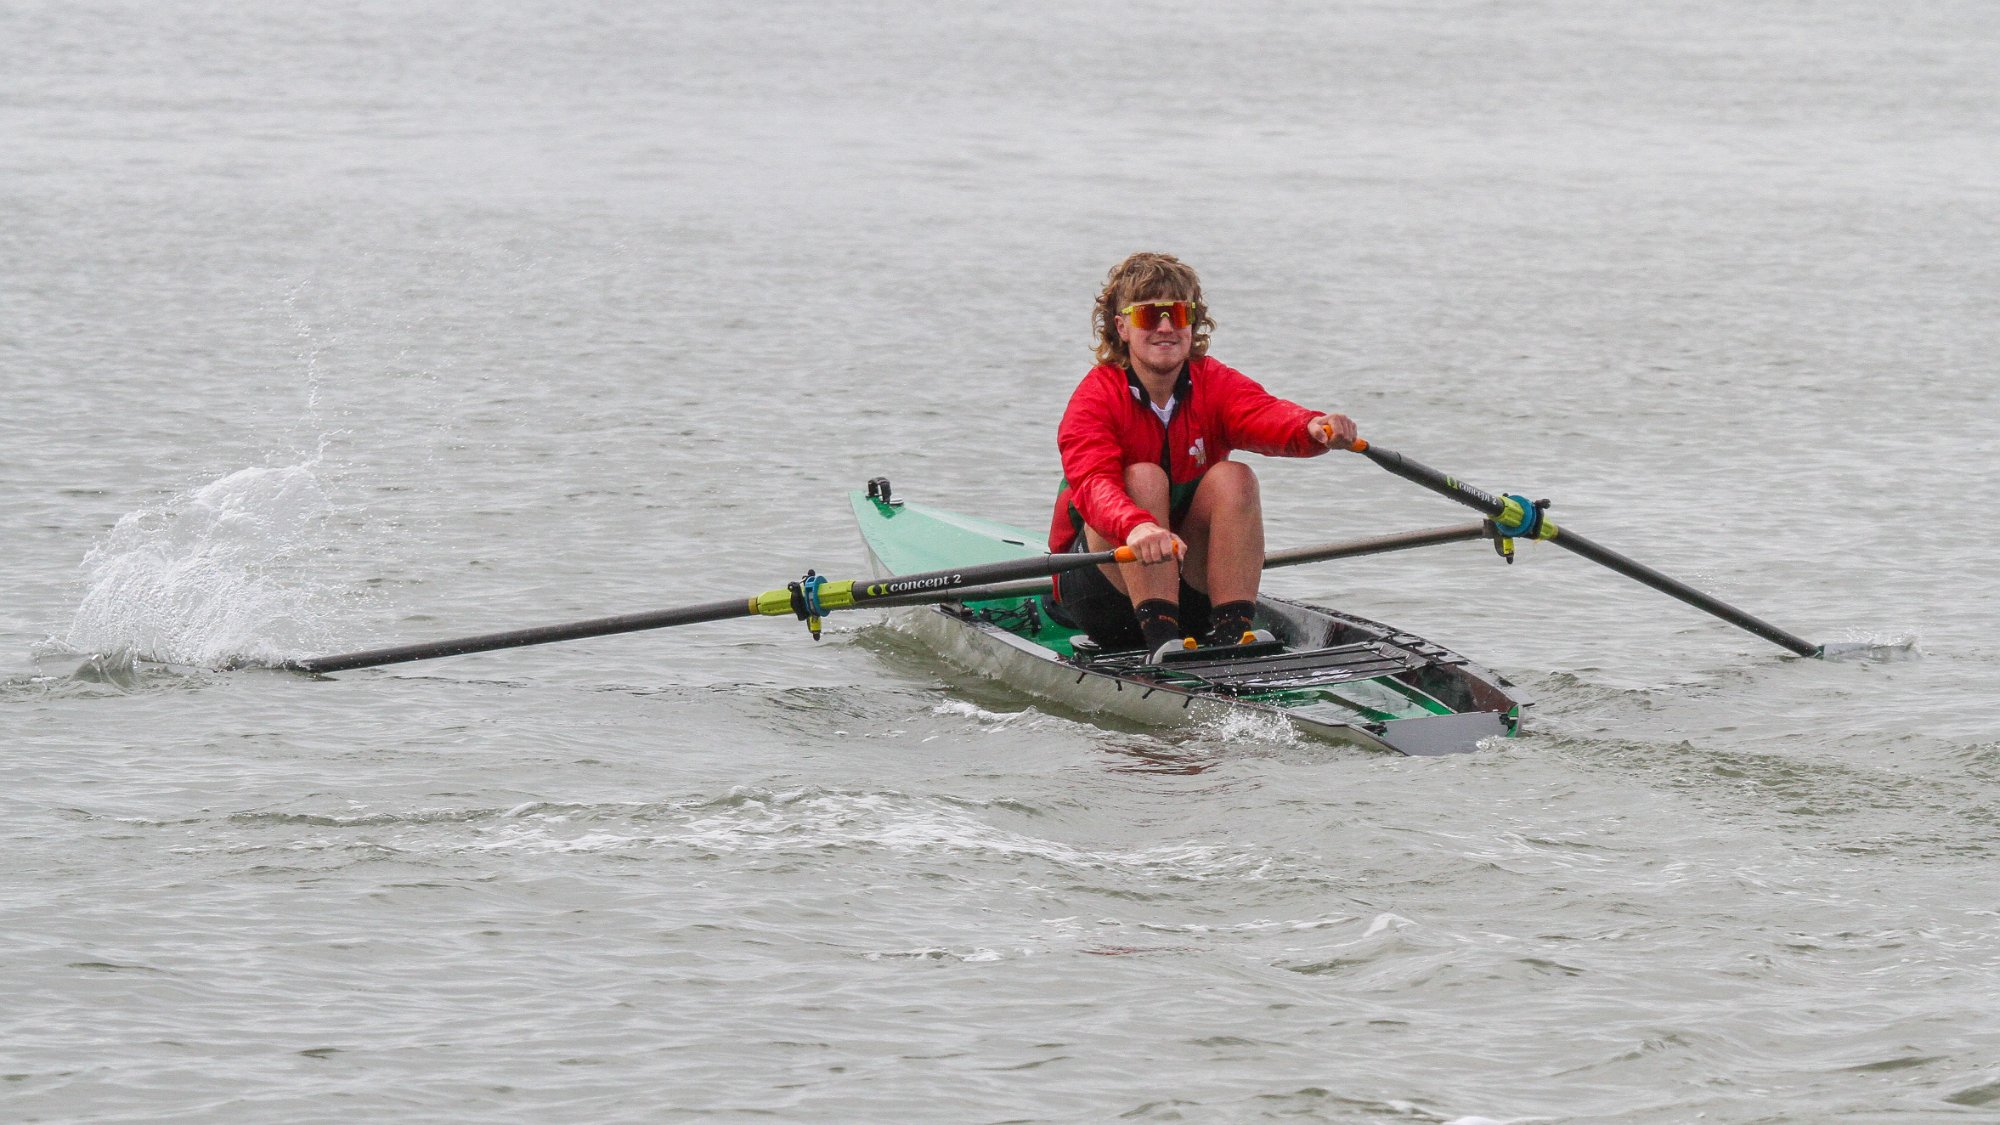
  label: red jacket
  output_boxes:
[1049,356,1327,552]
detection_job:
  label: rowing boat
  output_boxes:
[288,441,1816,750]
[851,480,1525,756]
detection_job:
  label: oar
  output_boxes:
[288,546,1138,674]
[861,522,1496,608]
[1262,521,1490,570]
[864,524,1504,608]
[1327,432,1821,658]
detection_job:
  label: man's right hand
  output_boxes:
[1126,522,1185,565]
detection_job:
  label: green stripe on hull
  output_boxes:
[853,491,1091,659]
[851,492,1043,575]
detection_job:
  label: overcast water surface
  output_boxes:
[3,3,1998,1122]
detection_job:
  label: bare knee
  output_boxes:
[1123,462,1170,508]
[1198,461,1259,505]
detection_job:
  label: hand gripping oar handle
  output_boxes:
[290,546,1137,674]
[1319,428,1821,658]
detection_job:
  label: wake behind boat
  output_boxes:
[851,480,1523,757]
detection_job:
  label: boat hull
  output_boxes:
[851,485,1523,756]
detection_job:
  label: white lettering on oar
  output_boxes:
[870,572,964,596]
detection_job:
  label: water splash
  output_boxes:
[1819,633,1921,662]
[59,461,353,667]
[1193,702,1304,747]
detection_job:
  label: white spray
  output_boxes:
[61,462,353,667]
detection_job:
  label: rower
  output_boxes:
[1045,251,1356,661]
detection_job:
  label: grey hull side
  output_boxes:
[897,604,1510,756]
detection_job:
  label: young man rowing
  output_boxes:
[1046,252,1357,659]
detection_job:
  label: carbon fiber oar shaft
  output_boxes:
[1344,438,1821,658]
[291,546,1133,674]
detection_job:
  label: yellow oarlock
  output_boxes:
[748,579,858,617]
[1495,495,1560,541]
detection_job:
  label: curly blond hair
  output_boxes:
[1091,252,1215,368]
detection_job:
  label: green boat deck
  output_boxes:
[852,489,1461,723]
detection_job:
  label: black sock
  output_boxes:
[1134,599,1183,650]
[1208,600,1257,645]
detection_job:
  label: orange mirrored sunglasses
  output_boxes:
[1119,300,1194,330]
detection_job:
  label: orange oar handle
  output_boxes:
[1312,422,1368,452]
[1107,541,1185,563]
[1107,544,1182,563]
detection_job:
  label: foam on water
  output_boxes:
[1192,702,1305,747]
[1818,633,1922,662]
[929,697,1032,726]
[57,461,354,668]
[460,786,1282,882]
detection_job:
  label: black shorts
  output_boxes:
[1047,535,1212,650]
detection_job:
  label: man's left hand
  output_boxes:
[1309,413,1357,449]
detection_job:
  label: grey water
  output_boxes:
[3,2,1997,1121]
